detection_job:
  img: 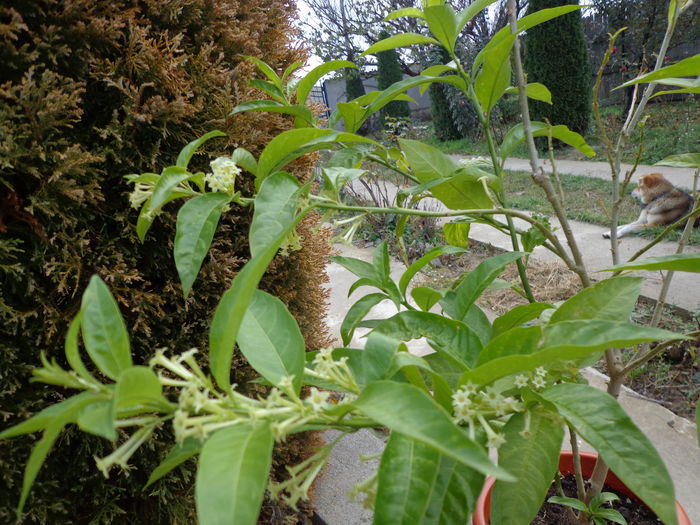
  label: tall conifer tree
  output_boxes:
[523,0,591,136]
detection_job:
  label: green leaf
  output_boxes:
[492,303,553,337]
[245,56,284,90]
[196,423,274,525]
[362,332,402,384]
[424,5,458,52]
[80,275,132,380]
[479,5,583,63]
[327,144,373,168]
[353,381,513,480]
[0,392,95,440]
[601,253,700,273]
[249,78,287,104]
[491,410,564,525]
[248,172,301,258]
[505,82,552,104]
[146,437,201,488]
[456,0,499,33]
[231,147,257,174]
[462,320,685,387]
[361,33,439,57]
[474,35,514,113]
[443,222,470,248]
[372,311,482,369]
[77,400,116,440]
[411,286,444,312]
[541,383,678,525]
[399,138,492,210]
[237,290,305,394]
[441,252,525,321]
[476,326,541,366]
[321,166,366,199]
[547,496,588,512]
[14,394,98,515]
[542,320,688,353]
[332,255,380,282]
[64,312,97,383]
[399,245,466,296]
[114,366,170,413]
[296,60,356,105]
[148,166,192,216]
[549,277,643,324]
[176,130,227,169]
[593,509,627,525]
[501,122,595,161]
[618,54,700,88]
[384,7,425,21]
[655,152,700,168]
[341,293,387,346]
[135,190,192,242]
[256,128,376,181]
[374,433,484,524]
[229,100,314,125]
[209,176,306,390]
[175,193,231,297]
[463,304,493,346]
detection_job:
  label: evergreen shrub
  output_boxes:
[523,0,592,137]
[376,30,411,125]
[0,1,330,523]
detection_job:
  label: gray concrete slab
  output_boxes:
[501,158,698,191]
[467,213,700,311]
[313,243,699,524]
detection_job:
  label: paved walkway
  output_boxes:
[501,157,698,190]
[312,244,700,524]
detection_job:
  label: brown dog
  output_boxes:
[603,173,696,239]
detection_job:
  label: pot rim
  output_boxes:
[471,450,691,525]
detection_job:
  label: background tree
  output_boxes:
[586,0,700,108]
[429,47,462,141]
[0,1,330,523]
[376,29,411,124]
[524,0,592,136]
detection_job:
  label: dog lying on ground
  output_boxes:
[603,172,696,239]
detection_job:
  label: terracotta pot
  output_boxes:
[472,450,692,525]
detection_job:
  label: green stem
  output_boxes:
[450,53,536,303]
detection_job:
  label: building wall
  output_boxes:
[323,73,433,130]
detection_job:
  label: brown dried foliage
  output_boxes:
[0,1,330,523]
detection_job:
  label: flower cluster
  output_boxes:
[306,347,360,394]
[513,366,550,391]
[452,382,524,449]
[128,182,154,209]
[205,157,241,194]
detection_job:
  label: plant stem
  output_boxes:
[569,428,587,503]
[506,0,591,289]
[586,4,683,504]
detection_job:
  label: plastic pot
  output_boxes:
[472,450,692,525]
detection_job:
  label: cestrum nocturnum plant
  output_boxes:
[3,1,700,525]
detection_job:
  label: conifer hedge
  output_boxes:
[376,30,411,125]
[523,0,591,136]
[0,1,330,523]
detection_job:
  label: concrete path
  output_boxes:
[502,157,698,191]
[312,244,700,524]
[348,157,700,310]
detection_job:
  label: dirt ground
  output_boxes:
[418,241,700,421]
